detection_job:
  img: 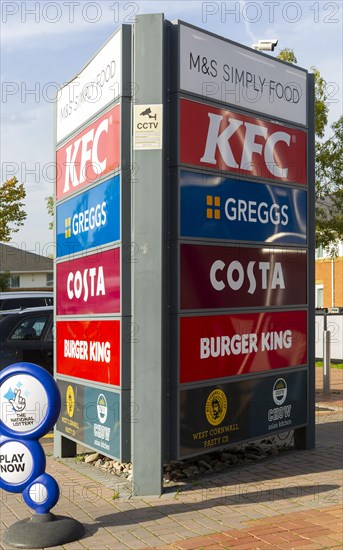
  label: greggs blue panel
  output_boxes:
[56,175,120,258]
[180,170,307,245]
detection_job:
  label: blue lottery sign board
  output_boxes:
[0,363,60,509]
[56,175,120,258]
[180,170,307,245]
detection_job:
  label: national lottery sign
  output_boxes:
[56,175,120,258]
[180,171,307,245]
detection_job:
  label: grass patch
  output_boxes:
[316,361,343,369]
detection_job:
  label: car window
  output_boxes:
[0,296,53,311]
[44,322,54,341]
[9,314,50,341]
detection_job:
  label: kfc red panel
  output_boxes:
[56,104,120,200]
[180,98,307,185]
[180,310,307,384]
[180,243,307,310]
[56,319,120,386]
[56,248,120,315]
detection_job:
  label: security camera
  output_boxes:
[252,39,278,51]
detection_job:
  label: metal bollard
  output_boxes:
[323,330,331,396]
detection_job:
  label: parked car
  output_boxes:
[0,291,53,314]
[0,306,53,374]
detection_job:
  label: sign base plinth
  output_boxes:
[3,513,85,548]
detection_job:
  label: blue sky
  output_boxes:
[1,0,342,254]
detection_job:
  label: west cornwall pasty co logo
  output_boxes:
[66,385,75,418]
[205,389,227,426]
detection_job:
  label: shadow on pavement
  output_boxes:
[91,482,340,532]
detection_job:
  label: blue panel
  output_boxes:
[83,387,120,459]
[180,171,307,245]
[56,175,120,258]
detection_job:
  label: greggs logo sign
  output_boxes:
[180,99,307,185]
[56,105,120,200]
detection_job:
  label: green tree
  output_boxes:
[0,272,10,291]
[46,195,54,231]
[0,177,27,242]
[277,48,342,250]
[277,48,329,138]
[315,116,343,253]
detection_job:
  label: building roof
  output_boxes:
[0,243,53,273]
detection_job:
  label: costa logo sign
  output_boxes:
[56,320,121,386]
[180,243,307,310]
[56,105,120,200]
[56,248,120,315]
[180,310,307,384]
[180,99,307,185]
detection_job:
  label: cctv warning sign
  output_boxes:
[133,104,163,150]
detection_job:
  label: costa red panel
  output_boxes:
[180,310,307,384]
[180,98,307,185]
[180,243,307,310]
[56,104,120,200]
[56,319,120,386]
[56,248,120,315]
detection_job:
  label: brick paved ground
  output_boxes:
[1,367,342,550]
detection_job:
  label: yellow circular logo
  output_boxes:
[66,385,75,418]
[205,389,227,426]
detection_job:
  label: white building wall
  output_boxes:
[315,314,343,361]
[19,273,49,288]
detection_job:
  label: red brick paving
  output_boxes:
[155,505,342,550]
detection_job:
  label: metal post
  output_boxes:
[323,330,331,396]
[131,14,165,496]
[294,72,315,450]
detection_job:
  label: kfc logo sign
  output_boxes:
[56,105,120,200]
[180,99,307,185]
[201,115,291,179]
